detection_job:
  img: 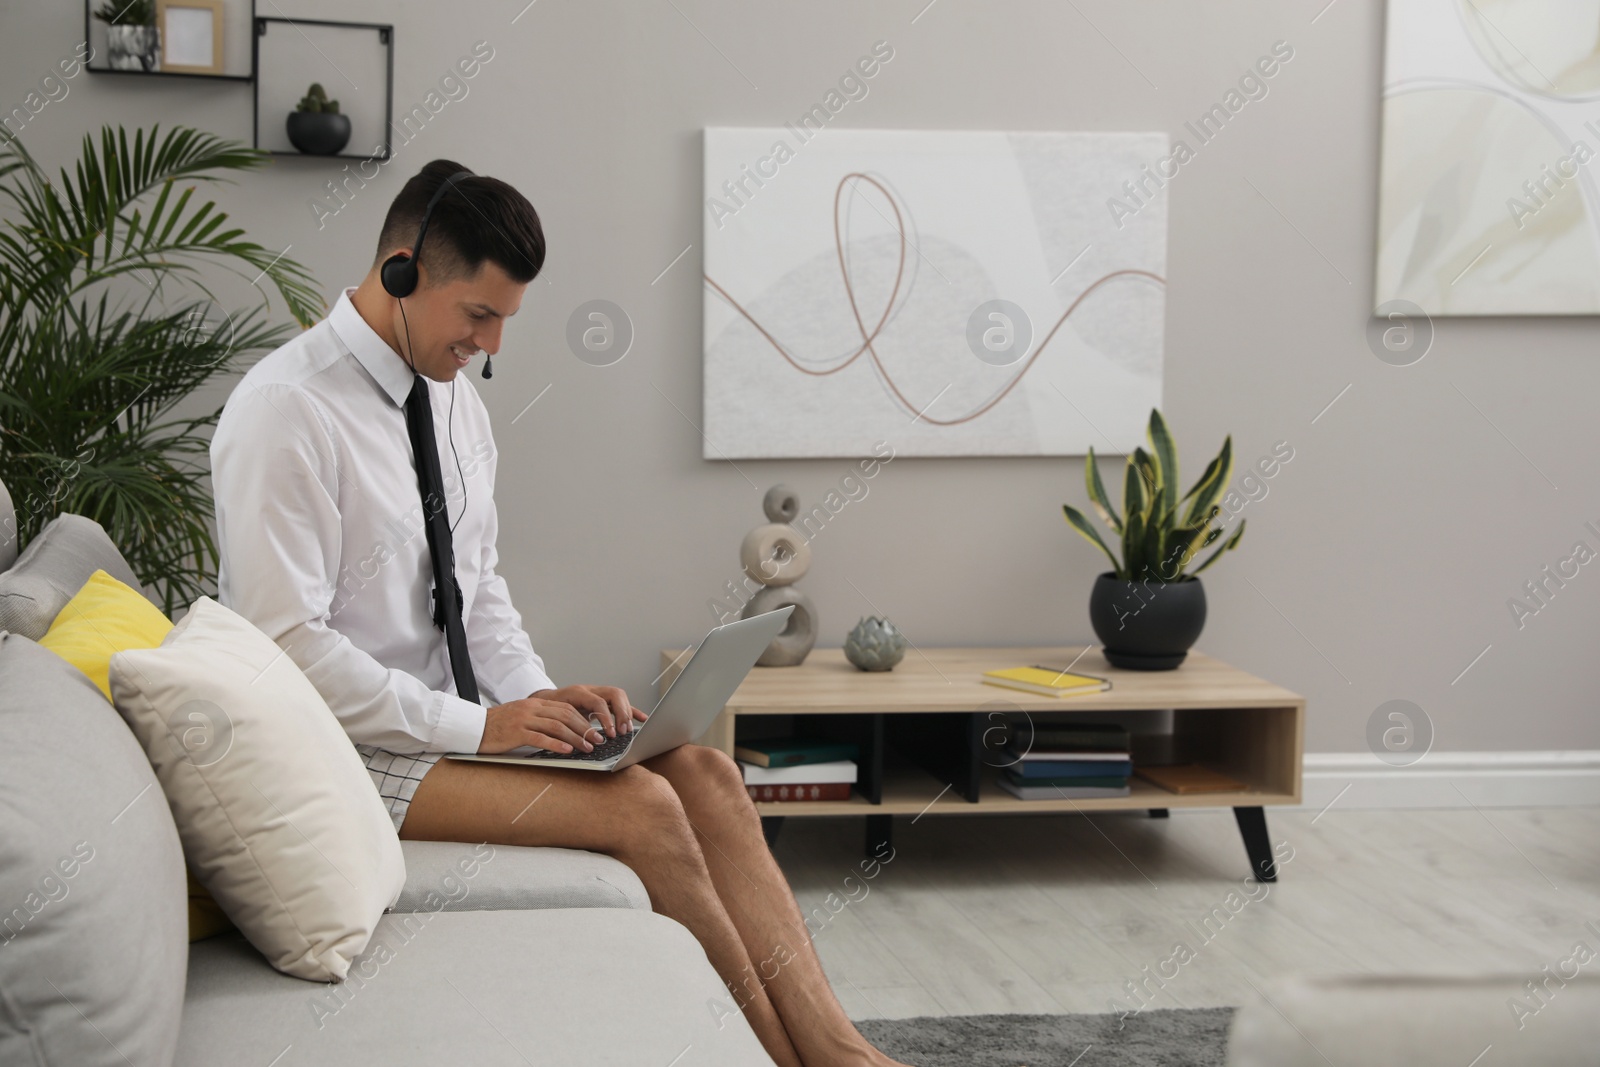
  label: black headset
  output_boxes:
[381,169,484,537]
[380,169,493,381]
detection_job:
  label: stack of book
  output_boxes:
[996,723,1132,800]
[735,739,859,802]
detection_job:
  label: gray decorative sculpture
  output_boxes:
[740,484,816,666]
[844,616,906,671]
[762,484,799,524]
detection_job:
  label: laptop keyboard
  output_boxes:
[536,730,636,763]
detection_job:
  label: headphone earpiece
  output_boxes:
[380,251,419,299]
[380,169,473,301]
[382,170,493,391]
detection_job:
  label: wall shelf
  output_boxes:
[253,17,394,163]
[84,67,255,83]
[80,1,394,165]
[84,0,256,80]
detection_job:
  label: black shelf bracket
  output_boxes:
[253,16,395,163]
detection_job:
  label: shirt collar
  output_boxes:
[328,287,416,408]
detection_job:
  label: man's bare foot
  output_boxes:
[826,1042,914,1067]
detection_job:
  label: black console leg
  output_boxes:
[1148,808,1170,818]
[761,816,784,848]
[1234,806,1276,882]
[865,814,893,860]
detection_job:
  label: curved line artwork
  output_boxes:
[705,171,1167,427]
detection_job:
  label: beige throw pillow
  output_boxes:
[109,596,405,981]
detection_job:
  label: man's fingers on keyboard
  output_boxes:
[602,695,625,735]
[569,697,604,729]
[603,691,630,734]
[562,706,599,742]
[542,713,592,752]
[532,732,572,753]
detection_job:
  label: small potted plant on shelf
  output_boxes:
[1062,409,1244,670]
[286,83,351,156]
[95,0,159,72]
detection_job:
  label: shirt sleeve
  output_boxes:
[212,383,486,755]
[461,430,556,705]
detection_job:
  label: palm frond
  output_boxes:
[0,124,322,613]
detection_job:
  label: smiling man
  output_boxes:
[210,161,908,1067]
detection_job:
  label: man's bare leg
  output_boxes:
[639,745,907,1067]
[399,756,804,1067]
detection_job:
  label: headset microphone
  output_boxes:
[482,354,493,380]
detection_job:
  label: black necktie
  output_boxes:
[403,374,479,704]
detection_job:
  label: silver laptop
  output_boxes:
[446,605,794,771]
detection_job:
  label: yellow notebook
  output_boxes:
[981,666,1111,698]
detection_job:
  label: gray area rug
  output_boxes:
[855,1007,1235,1066]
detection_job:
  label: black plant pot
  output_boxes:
[1088,571,1207,670]
[286,112,351,156]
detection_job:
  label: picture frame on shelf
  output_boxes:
[157,0,223,74]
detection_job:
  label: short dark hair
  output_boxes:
[374,159,545,284]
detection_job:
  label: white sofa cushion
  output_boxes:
[177,909,776,1066]
[110,596,404,982]
[396,840,650,912]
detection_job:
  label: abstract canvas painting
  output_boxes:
[1376,0,1600,314]
[701,127,1168,458]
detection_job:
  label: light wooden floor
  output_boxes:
[769,805,1600,1020]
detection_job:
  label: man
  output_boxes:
[211,160,909,1067]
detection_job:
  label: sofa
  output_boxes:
[0,479,774,1067]
[1226,973,1600,1066]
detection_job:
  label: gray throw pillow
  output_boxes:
[0,514,143,639]
[0,632,187,1067]
[0,478,16,572]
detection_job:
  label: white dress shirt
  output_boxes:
[211,288,555,755]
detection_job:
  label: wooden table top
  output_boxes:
[658,645,1304,715]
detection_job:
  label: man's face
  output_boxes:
[398,260,525,382]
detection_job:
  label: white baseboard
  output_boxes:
[1300,751,1600,810]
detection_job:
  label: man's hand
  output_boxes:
[477,685,647,755]
[533,684,648,739]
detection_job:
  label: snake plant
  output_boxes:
[1062,409,1244,583]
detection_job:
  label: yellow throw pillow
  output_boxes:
[186,869,233,941]
[39,570,233,941]
[38,569,171,700]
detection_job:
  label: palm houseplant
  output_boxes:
[1062,409,1245,669]
[0,125,320,614]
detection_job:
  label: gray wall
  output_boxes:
[3,0,1592,754]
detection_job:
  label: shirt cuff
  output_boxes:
[431,691,489,754]
[495,661,557,702]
